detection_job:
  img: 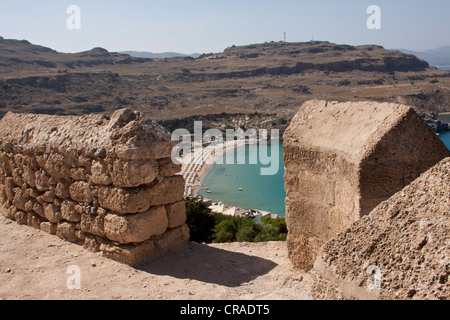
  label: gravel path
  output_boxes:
[0,216,312,300]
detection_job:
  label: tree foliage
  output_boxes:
[185,197,287,244]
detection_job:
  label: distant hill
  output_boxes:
[0,37,449,132]
[120,51,201,59]
[0,36,150,71]
[396,46,450,67]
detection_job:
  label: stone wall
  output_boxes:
[284,100,450,271]
[0,109,189,265]
[312,157,450,300]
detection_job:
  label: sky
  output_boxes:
[0,0,449,54]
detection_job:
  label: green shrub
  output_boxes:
[185,197,288,244]
[185,197,216,243]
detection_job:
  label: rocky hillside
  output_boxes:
[0,37,449,132]
[312,157,450,300]
[0,37,149,74]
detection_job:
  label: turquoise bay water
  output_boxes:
[198,135,450,219]
[440,131,450,150]
[198,143,286,217]
[440,114,450,149]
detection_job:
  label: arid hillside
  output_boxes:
[0,37,449,133]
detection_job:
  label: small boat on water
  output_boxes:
[237,188,243,191]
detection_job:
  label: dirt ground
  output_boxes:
[0,216,312,300]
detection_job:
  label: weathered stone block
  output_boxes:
[22,165,36,187]
[61,200,81,222]
[90,161,112,185]
[154,224,190,252]
[98,186,151,214]
[27,212,43,229]
[115,142,174,161]
[4,178,16,202]
[33,202,45,218]
[0,109,190,265]
[158,158,181,177]
[5,206,17,220]
[83,234,103,253]
[24,199,36,212]
[70,167,88,181]
[100,239,156,266]
[81,213,105,237]
[35,169,50,192]
[44,203,62,223]
[55,179,71,199]
[12,168,24,186]
[284,100,450,271]
[0,186,7,204]
[166,201,187,229]
[69,181,93,203]
[41,190,56,203]
[104,206,168,244]
[147,176,185,207]
[12,188,29,211]
[56,222,79,243]
[111,159,158,188]
[44,153,71,179]
[40,222,57,235]
[15,210,28,225]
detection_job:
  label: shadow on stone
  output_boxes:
[136,242,278,288]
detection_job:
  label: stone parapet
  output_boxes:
[0,109,189,265]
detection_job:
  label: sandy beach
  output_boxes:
[179,139,257,198]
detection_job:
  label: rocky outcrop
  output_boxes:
[284,100,450,271]
[312,157,450,300]
[0,109,189,265]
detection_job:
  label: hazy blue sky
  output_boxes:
[0,0,449,53]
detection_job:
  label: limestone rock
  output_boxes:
[0,109,173,160]
[27,213,43,229]
[0,109,189,265]
[147,176,185,207]
[69,181,93,203]
[111,159,158,188]
[40,222,57,235]
[43,203,62,223]
[81,213,105,237]
[35,169,50,192]
[158,158,182,177]
[100,239,156,266]
[98,186,152,214]
[12,188,29,211]
[4,178,16,201]
[284,100,450,270]
[154,224,190,253]
[55,179,71,199]
[166,201,187,229]
[312,157,450,300]
[61,200,81,222]
[90,161,112,185]
[104,206,168,244]
[56,222,79,243]
[14,210,28,225]
[44,153,71,179]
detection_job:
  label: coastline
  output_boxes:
[180,139,257,198]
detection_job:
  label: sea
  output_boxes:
[437,66,450,70]
[198,143,286,217]
[198,131,450,218]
